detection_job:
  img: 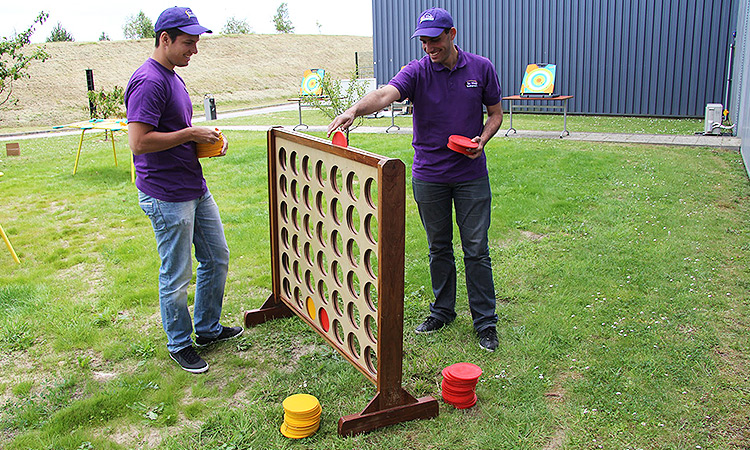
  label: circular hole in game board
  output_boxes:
[306,296,316,320]
[331,230,343,257]
[292,234,300,257]
[282,277,291,299]
[364,249,378,279]
[291,207,300,232]
[280,227,289,249]
[364,178,378,209]
[347,239,360,267]
[291,179,299,204]
[281,252,290,274]
[315,160,327,187]
[280,202,288,224]
[364,282,378,311]
[347,301,360,329]
[301,154,311,181]
[317,279,328,304]
[319,307,330,332]
[304,241,313,266]
[365,214,378,245]
[364,346,377,375]
[331,198,343,226]
[305,269,314,293]
[303,185,312,211]
[317,251,328,276]
[316,191,327,218]
[330,165,343,194]
[332,289,344,316]
[303,214,313,239]
[316,221,327,248]
[279,174,288,198]
[365,314,378,343]
[347,271,360,298]
[278,147,287,170]
[348,333,361,359]
[333,319,344,344]
[346,205,360,234]
[294,286,302,309]
[293,260,301,283]
[332,260,343,287]
[290,151,299,176]
[346,172,360,201]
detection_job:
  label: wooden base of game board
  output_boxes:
[244,295,295,326]
[338,390,439,437]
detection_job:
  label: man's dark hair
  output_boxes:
[154,28,184,47]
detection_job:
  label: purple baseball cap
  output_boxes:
[154,7,212,35]
[411,7,454,38]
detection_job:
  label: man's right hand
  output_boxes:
[327,110,356,137]
[192,126,221,144]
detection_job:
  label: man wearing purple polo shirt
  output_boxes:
[327,7,503,351]
[125,6,242,373]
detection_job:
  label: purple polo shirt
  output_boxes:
[124,58,207,202]
[389,46,502,183]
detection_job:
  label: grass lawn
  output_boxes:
[0,125,748,449]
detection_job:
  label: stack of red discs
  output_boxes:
[447,135,479,155]
[441,362,482,409]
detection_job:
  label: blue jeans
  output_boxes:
[412,176,497,332]
[138,190,230,353]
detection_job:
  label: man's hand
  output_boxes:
[327,110,356,137]
[464,136,485,160]
[192,126,222,144]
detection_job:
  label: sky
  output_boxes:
[2,0,373,43]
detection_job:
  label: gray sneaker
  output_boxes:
[169,346,208,373]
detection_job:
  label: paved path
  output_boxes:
[0,103,741,150]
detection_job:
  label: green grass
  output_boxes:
[0,127,748,449]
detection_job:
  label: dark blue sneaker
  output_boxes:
[195,325,244,347]
[478,327,498,352]
[169,346,208,373]
[415,316,446,334]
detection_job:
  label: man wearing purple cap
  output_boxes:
[327,7,502,351]
[125,6,242,373]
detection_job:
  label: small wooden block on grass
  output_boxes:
[6,143,20,156]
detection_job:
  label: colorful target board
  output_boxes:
[300,69,325,96]
[520,63,557,96]
[244,128,438,436]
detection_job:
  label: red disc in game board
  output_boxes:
[447,135,479,155]
[332,130,348,147]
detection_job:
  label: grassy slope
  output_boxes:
[0,34,373,129]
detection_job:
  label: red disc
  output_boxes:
[332,130,348,147]
[447,141,473,155]
[444,362,482,381]
[448,134,479,149]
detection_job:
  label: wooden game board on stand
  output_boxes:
[244,127,439,436]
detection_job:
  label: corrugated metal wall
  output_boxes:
[734,0,750,176]
[373,0,738,117]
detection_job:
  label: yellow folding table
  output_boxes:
[53,119,134,183]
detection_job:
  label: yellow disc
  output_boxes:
[281,422,319,439]
[284,412,321,428]
[282,394,320,415]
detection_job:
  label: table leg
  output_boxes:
[73,130,86,174]
[0,222,20,264]
[386,102,400,133]
[131,153,136,184]
[505,100,516,136]
[111,130,118,166]
[560,99,570,138]
[293,99,308,131]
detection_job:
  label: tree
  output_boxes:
[222,16,252,35]
[87,86,125,120]
[99,32,110,41]
[123,11,155,40]
[0,12,49,108]
[46,22,74,42]
[305,69,368,138]
[272,3,295,33]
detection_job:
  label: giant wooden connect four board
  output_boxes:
[244,128,438,436]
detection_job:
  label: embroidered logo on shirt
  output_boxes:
[466,80,478,88]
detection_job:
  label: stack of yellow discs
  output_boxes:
[280,393,321,439]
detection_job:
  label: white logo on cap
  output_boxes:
[185,9,195,18]
[420,13,435,23]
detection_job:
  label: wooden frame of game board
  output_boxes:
[244,127,438,436]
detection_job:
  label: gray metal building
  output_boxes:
[734,0,750,175]
[372,0,739,118]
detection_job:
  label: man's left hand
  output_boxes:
[465,136,485,159]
